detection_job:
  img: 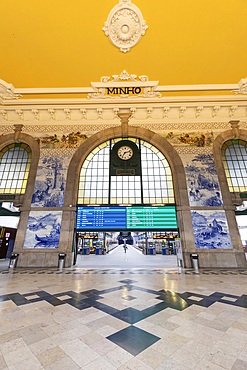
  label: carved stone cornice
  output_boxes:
[0,79,21,100]
[233,78,247,94]
[0,103,247,124]
[102,0,148,53]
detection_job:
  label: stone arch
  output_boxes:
[0,129,40,255]
[60,125,195,266]
[213,122,247,257]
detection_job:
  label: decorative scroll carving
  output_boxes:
[0,110,7,120]
[212,106,220,117]
[64,109,71,120]
[32,109,39,120]
[163,107,170,118]
[0,79,21,100]
[13,124,24,142]
[195,106,203,118]
[233,78,247,94]
[130,107,136,118]
[48,109,55,120]
[113,108,119,118]
[16,110,24,121]
[146,107,153,119]
[179,106,186,118]
[230,120,240,138]
[102,0,148,53]
[80,108,87,119]
[88,71,161,99]
[229,105,237,118]
[97,108,103,119]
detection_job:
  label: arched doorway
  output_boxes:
[75,137,178,266]
[60,126,194,267]
[0,129,40,266]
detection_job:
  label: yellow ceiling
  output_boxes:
[1,0,246,88]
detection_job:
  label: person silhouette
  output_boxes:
[123,239,128,253]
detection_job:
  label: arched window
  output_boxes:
[0,143,32,194]
[222,139,247,192]
[78,138,175,205]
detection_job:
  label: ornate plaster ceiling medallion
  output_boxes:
[102,0,148,53]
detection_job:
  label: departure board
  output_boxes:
[76,207,126,229]
[126,206,177,229]
[76,206,177,230]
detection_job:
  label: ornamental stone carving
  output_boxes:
[0,79,21,100]
[88,71,161,99]
[233,78,247,94]
[102,0,148,53]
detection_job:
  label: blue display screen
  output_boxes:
[76,206,178,230]
[76,207,126,229]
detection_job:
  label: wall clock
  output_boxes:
[117,145,133,160]
[110,139,141,176]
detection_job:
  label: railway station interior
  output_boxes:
[1,0,247,369]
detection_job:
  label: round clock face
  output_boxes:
[117,146,133,160]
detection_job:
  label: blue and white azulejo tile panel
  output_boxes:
[31,155,71,207]
[191,210,233,249]
[181,153,223,207]
[23,211,62,249]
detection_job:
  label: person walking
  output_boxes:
[123,239,128,253]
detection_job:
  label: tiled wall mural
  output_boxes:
[181,153,223,207]
[0,124,240,253]
[23,211,62,249]
[32,155,71,207]
[165,131,215,147]
[36,132,88,149]
[191,210,232,249]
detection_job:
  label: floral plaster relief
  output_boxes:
[103,0,148,53]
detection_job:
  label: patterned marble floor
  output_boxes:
[1,266,247,369]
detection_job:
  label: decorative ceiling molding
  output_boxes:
[233,78,247,94]
[0,79,21,100]
[102,0,148,53]
[0,102,247,124]
[0,75,247,105]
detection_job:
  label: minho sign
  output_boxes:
[88,71,161,99]
[106,87,141,95]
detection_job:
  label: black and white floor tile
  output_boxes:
[1,269,247,369]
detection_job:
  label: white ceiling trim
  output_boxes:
[0,74,247,105]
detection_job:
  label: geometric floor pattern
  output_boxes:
[1,269,247,368]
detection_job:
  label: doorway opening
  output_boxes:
[74,230,180,269]
[0,202,20,269]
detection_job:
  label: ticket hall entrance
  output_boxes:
[74,205,182,268]
[76,230,179,256]
[74,137,183,267]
